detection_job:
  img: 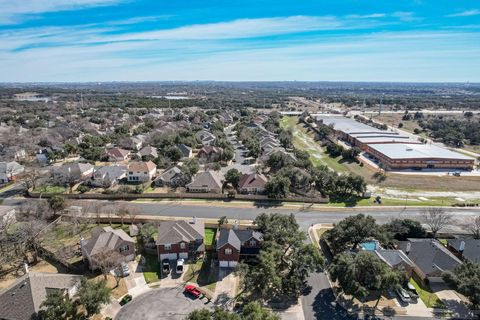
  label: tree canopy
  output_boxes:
[186,302,280,320]
[443,261,480,309]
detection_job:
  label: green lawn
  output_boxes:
[184,253,217,292]
[143,254,161,283]
[409,278,445,308]
[204,228,216,246]
[34,185,67,194]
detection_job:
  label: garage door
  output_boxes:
[160,253,178,261]
[228,261,238,268]
[219,261,229,267]
[179,252,188,259]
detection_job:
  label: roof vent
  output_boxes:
[406,148,413,151]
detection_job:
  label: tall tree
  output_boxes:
[324,214,381,254]
[186,302,279,320]
[422,207,452,238]
[225,169,241,188]
[76,278,111,318]
[443,261,480,309]
[48,195,66,216]
[467,216,480,239]
[384,218,427,240]
[37,291,77,320]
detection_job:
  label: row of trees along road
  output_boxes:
[325,212,480,311]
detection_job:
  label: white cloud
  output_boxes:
[392,12,418,22]
[0,0,123,25]
[447,9,480,18]
[346,13,386,19]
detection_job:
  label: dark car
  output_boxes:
[162,259,170,274]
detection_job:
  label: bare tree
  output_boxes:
[116,204,129,226]
[22,169,41,192]
[94,251,123,283]
[467,216,480,239]
[422,207,452,238]
[126,205,138,224]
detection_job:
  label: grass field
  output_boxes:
[34,185,67,194]
[280,116,480,191]
[409,278,445,309]
[143,254,161,283]
[204,228,216,246]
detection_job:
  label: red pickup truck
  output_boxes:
[184,285,202,298]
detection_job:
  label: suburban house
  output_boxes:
[127,161,157,182]
[156,218,205,261]
[90,165,127,188]
[216,228,263,268]
[137,145,158,160]
[105,147,130,162]
[0,272,82,320]
[186,171,224,193]
[238,173,268,194]
[154,166,191,188]
[52,162,94,183]
[195,129,216,146]
[447,238,480,263]
[81,226,136,270]
[398,238,462,283]
[177,144,193,159]
[0,161,25,184]
[0,205,16,228]
[374,249,415,278]
[197,145,223,163]
[118,136,143,151]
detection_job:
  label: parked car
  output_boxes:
[184,285,202,298]
[396,288,411,303]
[121,262,130,277]
[406,283,419,301]
[162,259,170,274]
[119,294,132,306]
[176,258,184,274]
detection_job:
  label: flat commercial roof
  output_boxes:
[368,143,474,160]
[316,116,385,134]
[357,137,421,144]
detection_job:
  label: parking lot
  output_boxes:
[115,287,211,320]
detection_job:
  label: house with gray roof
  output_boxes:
[0,272,81,320]
[374,249,415,277]
[90,165,127,188]
[447,238,480,263]
[398,238,462,283]
[177,144,193,159]
[137,145,158,160]
[81,226,135,270]
[216,228,263,268]
[186,171,224,193]
[156,218,205,261]
[154,166,190,188]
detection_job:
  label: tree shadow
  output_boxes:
[313,288,359,320]
[329,196,361,207]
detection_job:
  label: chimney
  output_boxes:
[192,216,197,224]
[406,242,411,255]
[459,240,465,254]
[23,263,29,274]
[232,220,239,230]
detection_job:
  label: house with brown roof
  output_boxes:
[238,173,268,194]
[127,161,157,182]
[156,218,205,261]
[81,226,135,270]
[0,272,82,320]
[216,228,263,268]
[106,147,130,162]
[197,145,223,163]
[137,145,158,160]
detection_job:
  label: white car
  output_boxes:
[121,262,130,277]
[176,258,184,274]
[396,288,411,303]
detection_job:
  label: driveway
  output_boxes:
[115,287,211,320]
[430,282,473,319]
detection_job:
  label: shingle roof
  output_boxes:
[187,171,223,189]
[156,219,204,245]
[448,238,480,263]
[128,161,156,172]
[0,272,81,320]
[156,166,182,182]
[398,239,462,276]
[216,228,263,250]
[375,249,415,268]
[138,146,158,158]
[238,173,268,189]
[83,226,134,257]
[107,147,129,159]
[177,144,192,156]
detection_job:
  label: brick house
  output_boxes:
[81,226,135,270]
[156,218,205,261]
[216,228,262,268]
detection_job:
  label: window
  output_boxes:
[119,244,129,253]
[225,248,232,255]
[249,239,256,246]
[180,242,186,249]
[129,171,133,175]
[164,244,171,250]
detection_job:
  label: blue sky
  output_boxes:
[0,0,479,82]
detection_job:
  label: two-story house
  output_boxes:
[216,228,263,268]
[81,226,135,270]
[156,218,205,261]
[105,147,130,162]
[127,161,157,182]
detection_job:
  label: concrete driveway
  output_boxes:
[115,287,211,320]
